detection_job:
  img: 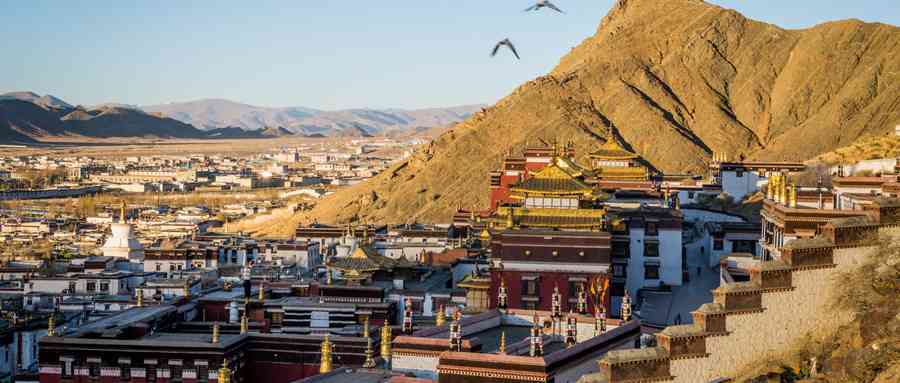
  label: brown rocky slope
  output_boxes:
[307,0,900,224]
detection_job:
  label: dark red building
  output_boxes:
[488,230,612,314]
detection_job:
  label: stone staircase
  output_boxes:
[580,223,897,383]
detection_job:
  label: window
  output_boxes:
[523,300,539,310]
[733,240,756,255]
[100,282,109,292]
[736,170,744,178]
[645,222,658,236]
[645,264,660,279]
[68,281,76,293]
[644,241,659,257]
[104,304,111,311]
[567,281,581,300]
[170,264,176,272]
[612,241,630,258]
[688,192,695,199]
[713,237,724,251]
[156,263,162,272]
[613,264,626,278]
[86,281,97,292]
[521,278,539,296]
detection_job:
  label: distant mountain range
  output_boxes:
[141,99,483,136]
[0,92,482,143]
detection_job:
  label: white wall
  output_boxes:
[722,170,760,201]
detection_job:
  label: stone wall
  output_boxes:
[668,246,871,382]
[582,226,900,383]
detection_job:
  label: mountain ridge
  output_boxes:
[141,98,483,136]
[0,92,483,142]
[303,0,900,224]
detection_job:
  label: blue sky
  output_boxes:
[1,1,897,110]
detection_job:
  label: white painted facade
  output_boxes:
[625,227,682,306]
[721,169,760,201]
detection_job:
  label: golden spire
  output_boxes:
[499,331,506,354]
[212,322,221,344]
[362,335,376,368]
[621,292,632,322]
[380,320,392,361]
[319,335,333,374]
[120,200,127,223]
[435,305,446,327]
[183,281,191,298]
[217,359,232,383]
[326,267,333,285]
[363,316,370,338]
[136,289,143,307]
[240,315,248,335]
[47,314,56,336]
[258,283,265,301]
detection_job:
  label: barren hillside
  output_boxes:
[306,0,900,224]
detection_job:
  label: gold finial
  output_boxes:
[499,331,506,354]
[47,314,56,337]
[319,335,334,374]
[120,200,127,223]
[435,305,446,327]
[362,335,376,368]
[183,281,191,298]
[240,315,248,334]
[258,283,265,301]
[217,359,232,383]
[212,322,221,343]
[326,267,333,285]
[506,209,514,228]
[380,320,392,361]
[136,289,143,307]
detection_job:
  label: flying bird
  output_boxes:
[524,0,564,13]
[491,39,520,60]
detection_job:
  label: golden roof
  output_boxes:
[457,273,491,290]
[510,157,593,196]
[590,136,639,160]
[595,166,649,181]
[327,245,417,276]
[497,206,606,229]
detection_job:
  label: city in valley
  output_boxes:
[1,1,898,383]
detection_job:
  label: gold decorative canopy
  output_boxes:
[510,158,594,197]
[590,133,640,161]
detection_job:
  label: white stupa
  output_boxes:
[101,202,144,260]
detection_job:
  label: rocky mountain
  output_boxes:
[142,99,483,136]
[142,99,318,131]
[61,106,207,138]
[0,99,69,143]
[306,0,900,224]
[0,95,208,142]
[0,91,73,110]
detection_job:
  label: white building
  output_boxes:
[100,208,144,261]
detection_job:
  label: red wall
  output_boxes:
[490,270,610,314]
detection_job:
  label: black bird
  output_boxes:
[524,0,564,13]
[491,38,520,60]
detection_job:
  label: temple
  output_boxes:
[589,133,650,182]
